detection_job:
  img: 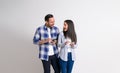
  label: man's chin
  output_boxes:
[50,25,54,27]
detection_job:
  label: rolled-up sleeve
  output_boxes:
[33,28,41,45]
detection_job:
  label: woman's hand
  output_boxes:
[70,42,75,48]
[65,41,71,45]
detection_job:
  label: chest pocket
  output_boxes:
[40,29,58,40]
[40,29,48,40]
[51,30,58,39]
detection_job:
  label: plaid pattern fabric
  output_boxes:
[33,25,59,61]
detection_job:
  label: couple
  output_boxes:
[33,14,77,73]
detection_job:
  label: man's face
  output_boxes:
[46,17,55,27]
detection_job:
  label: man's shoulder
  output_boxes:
[36,25,44,30]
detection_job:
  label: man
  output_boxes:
[33,14,60,73]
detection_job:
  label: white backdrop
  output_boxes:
[0,0,120,73]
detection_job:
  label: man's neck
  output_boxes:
[45,24,52,29]
[45,24,50,28]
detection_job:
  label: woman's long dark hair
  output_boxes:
[63,20,77,44]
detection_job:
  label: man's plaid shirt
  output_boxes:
[33,25,59,61]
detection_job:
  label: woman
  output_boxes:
[58,20,77,73]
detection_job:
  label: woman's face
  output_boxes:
[63,22,68,31]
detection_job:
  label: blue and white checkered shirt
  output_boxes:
[33,24,59,61]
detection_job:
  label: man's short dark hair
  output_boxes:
[45,14,54,21]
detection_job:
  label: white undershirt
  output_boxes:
[65,38,72,52]
[47,27,54,56]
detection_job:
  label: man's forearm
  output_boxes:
[39,39,48,45]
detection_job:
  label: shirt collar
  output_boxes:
[44,24,53,30]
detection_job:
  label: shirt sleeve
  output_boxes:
[33,28,41,45]
[57,32,65,48]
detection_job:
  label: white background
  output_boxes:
[0,0,120,73]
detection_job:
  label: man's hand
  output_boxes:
[39,38,52,45]
[46,38,52,43]
[50,39,57,45]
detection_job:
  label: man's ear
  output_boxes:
[45,21,48,24]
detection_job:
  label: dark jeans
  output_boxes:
[59,53,74,73]
[41,55,60,73]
